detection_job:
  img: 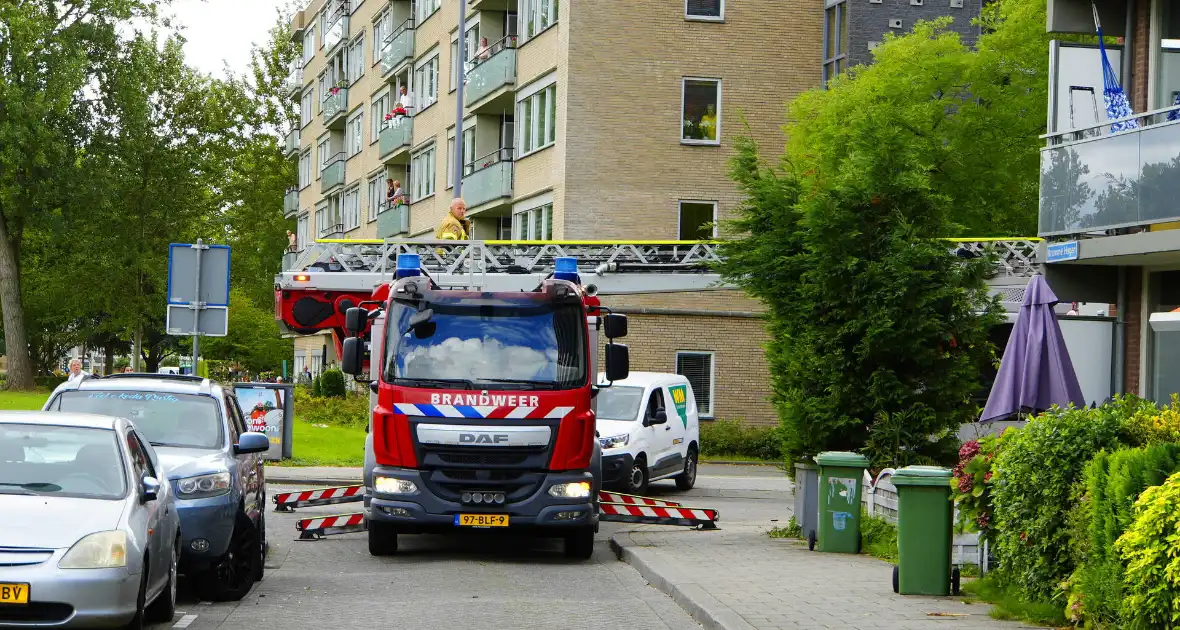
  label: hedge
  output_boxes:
[699,419,783,461]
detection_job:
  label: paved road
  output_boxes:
[149,483,701,629]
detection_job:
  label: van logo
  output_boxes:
[459,433,510,444]
[668,385,689,428]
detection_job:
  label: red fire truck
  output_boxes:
[335,253,628,558]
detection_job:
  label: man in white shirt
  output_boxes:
[66,358,91,383]
[397,86,413,111]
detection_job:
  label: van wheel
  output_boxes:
[563,528,595,560]
[368,520,399,556]
[624,458,648,495]
[675,447,698,491]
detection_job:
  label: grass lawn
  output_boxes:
[700,453,779,465]
[0,390,49,411]
[273,420,366,467]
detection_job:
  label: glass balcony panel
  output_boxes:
[377,203,409,238]
[465,48,516,106]
[324,17,345,53]
[379,117,413,158]
[381,24,414,75]
[321,158,345,193]
[322,88,348,124]
[461,158,513,208]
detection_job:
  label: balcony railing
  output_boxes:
[284,62,303,96]
[321,153,346,192]
[1039,104,1180,236]
[319,222,344,238]
[284,128,300,157]
[323,6,349,54]
[461,148,514,207]
[379,115,413,160]
[322,87,348,127]
[377,202,410,238]
[284,186,300,217]
[381,20,415,76]
[465,36,517,106]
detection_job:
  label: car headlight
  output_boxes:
[548,481,592,499]
[59,531,127,569]
[598,433,629,449]
[373,476,418,495]
[176,472,232,499]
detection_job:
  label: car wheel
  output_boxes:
[196,517,260,602]
[124,562,147,630]
[563,528,595,560]
[368,519,399,556]
[623,457,648,495]
[675,447,698,491]
[145,539,179,622]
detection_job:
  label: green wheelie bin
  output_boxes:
[890,465,957,596]
[815,451,870,553]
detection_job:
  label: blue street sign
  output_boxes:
[1046,240,1079,263]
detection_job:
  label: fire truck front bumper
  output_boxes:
[365,466,598,533]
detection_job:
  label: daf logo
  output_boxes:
[459,433,510,444]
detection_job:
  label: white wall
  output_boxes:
[1059,318,1115,407]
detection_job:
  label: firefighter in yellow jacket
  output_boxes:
[435,198,469,241]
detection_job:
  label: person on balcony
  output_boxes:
[397,85,412,111]
[386,179,405,208]
[475,37,491,64]
[287,230,297,252]
[435,198,469,241]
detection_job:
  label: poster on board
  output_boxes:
[233,384,291,461]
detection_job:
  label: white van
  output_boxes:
[595,372,700,494]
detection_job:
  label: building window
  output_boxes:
[371,88,390,141]
[518,81,556,156]
[448,127,476,187]
[303,30,315,64]
[822,0,848,87]
[521,0,558,40]
[300,89,313,127]
[346,110,364,156]
[317,72,327,113]
[348,35,364,83]
[368,175,383,221]
[315,201,328,236]
[678,201,716,240]
[415,0,439,26]
[681,78,720,144]
[675,351,714,418]
[298,150,312,189]
[343,186,361,231]
[411,143,436,201]
[450,25,479,91]
[296,212,309,250]
[373,9,391,64]
[686,0,722,20]
[317,137,330,178]
[513,203,552,240]
[414,53,439,111]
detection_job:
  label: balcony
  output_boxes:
[284,62,303,97]
[319,222,344,239]
[322,88,348,129]
[381,20,415,76]
[284,186,300,218]
[323,12,348,55]
[1039,105,1180,236]
[468,0,516,10]
[377,203,409,238]
[461,148,513,208]
[321,153,346,193]
[465,37,517,108]
[290,9,306,40]
[283,128,300,158]
[379,116,413,162]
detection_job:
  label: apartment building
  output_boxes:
[1038,0,1180,403]
[281,0,824,426]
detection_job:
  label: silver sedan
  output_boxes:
[0,412,181,628]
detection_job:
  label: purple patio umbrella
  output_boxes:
[980,274,1086,422]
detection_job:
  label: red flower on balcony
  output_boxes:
[330,87,341,95]
[392,105,408,116]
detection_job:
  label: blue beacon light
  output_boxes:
[553,257,580,283]
[395,253,422,278]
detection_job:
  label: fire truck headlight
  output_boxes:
[548,481,592,499]
[374,477,419,495]
[597,434,629,449]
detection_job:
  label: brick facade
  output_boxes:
[845,0,982,69]
[1126,267,1143,396]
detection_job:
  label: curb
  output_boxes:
[700,460,785,468]
[610,535,754,630]
[267,475,363,486]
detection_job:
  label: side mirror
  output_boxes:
[653,409,668,425]
[234,432,270,455]
[341,337,363,375]
[345,307,369,337]
[604,343,629,383]
[603,313,628,339]
[141,476,160,503]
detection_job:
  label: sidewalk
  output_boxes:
[611,525,1033,630]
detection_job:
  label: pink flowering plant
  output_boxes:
[949,431,1007,540]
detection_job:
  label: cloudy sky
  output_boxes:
[165,0,290,76]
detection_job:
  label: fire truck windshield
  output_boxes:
[384,299,586,390]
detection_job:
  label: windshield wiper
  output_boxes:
[477,378,558,390]
[394,377,475,390]
[149,442,198,448]
[0,482,61,493]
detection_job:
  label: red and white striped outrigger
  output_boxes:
[282,485,719,539]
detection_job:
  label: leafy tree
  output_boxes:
[202,288,293,373]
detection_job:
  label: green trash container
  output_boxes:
[891,465,956,596]
[815,451,870,553]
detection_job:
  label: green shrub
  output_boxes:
[319,369,346,398]
[293,386,369,427]
[1116,471,1180,629]
[991,404,1124,600]
[311,374,321,397]
[859,509,898,563]
[699,419,783,460]
[950,430,1010,540]
[33,376,65,390]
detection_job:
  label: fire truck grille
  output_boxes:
[423,469,541,502]
[437,452,529,466]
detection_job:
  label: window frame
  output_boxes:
[348,33,365,84]
[297,212,310,249]
[680,77,722,146]
[511,193,554,241]
[343,185,361,231]
[370,87,391,144]
[674,351,715,418]
[822,0,849,87]
[415,0,440,27]
[372,7,391,65]
[516,74,557,158]
[300,89,313,128]
[346,108,364,157]
[520,0,559,42]
[677,200,718,240]
[414,50,440,112]
[298,150,312,190]
[302,30,316,65]
[685,0,724,22]
[411,141,437,202]
[367,174,383,222]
